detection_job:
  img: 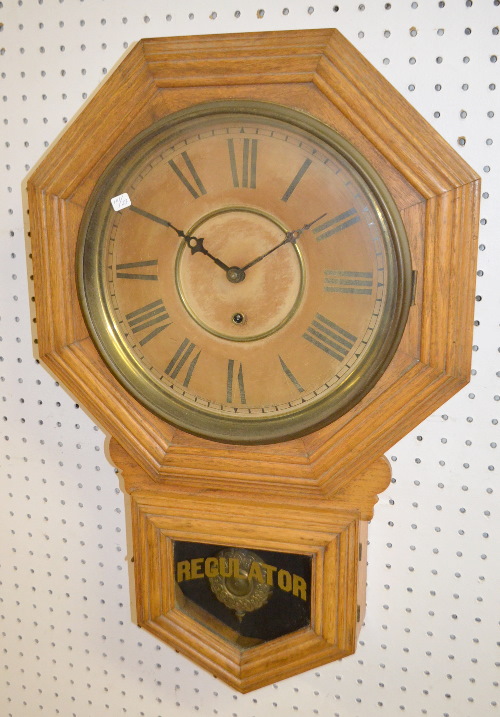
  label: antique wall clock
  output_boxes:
[28,30,479,692]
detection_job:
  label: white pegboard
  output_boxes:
[1,1,498,716]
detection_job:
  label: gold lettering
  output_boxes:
[177,556,308,600]
[176,560,191,582]
[191,557,204,579]
[205,557,218,578]
[262,563,277,586]
[219,557,232,578]
[247,560,264,583]
[229,558,239,578]
[293,574,307,600]
[277,568,292,592]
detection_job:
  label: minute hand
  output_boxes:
[241,213,327,273]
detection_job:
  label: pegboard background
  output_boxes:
[1,1,498,716]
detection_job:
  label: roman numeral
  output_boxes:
[324,270,374,294]
[168,151,207,199]
[165,338,201,388]
[281,158,312,202]
[227,359,246,404]
[227,138,257,189]
[303,313,357,361]
[279,356,304,393]
[313,208,360,241]
[125,299,171,346]
[116,259,158,280]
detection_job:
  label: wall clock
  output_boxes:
[27,29,479,692]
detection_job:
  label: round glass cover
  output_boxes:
[77,100,412,444]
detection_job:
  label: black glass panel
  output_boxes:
[174,540,312,645]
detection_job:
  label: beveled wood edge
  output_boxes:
[27,42,158,197]
[111,438,390,519]
[129,490,360,534]
[315,33,480,197]
[28,190,74,356]
[132,363,460,495]
[420,179,481,372]
[142,28,334,59]
[44,341,175,461]
[145,613,351,692]
[356,521,369,637]
[45,336,461,499]
[307,364,467,491]
[142,29,330,88]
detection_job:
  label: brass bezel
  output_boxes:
[76,100,412,445]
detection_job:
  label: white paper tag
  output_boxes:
[110,193,131,211]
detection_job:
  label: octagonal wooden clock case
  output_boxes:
[27,30,479,692]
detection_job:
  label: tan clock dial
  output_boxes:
[78,101,411,443]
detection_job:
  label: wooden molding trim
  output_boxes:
[111,438,391,520]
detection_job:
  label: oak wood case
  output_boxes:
[27,29,480,690]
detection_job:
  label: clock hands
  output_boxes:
[240,213,327,273]
[128,204,231,273]
[122,200,327,283]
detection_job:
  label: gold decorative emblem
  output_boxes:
[208,548,272,621]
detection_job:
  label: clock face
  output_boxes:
[77,101,411,444]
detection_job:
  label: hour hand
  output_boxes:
[181,233,231,273]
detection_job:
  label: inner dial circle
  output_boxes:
[175,207,304,342]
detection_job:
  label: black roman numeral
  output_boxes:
[227,359,246,404]
[227,138,257,189]
[125,299,171,346]
[324,270,374,294]
[313,208,360,242]
[116,259,158,280]
[279,356,304,393]
[303,313,357,361]
[169,151,207,199]
[281,158,312,202]
[165,338,201,388]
